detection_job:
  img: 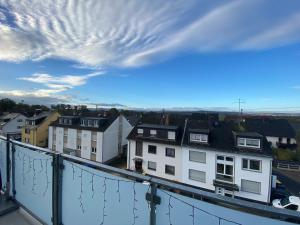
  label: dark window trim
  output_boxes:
[165,147,175,158]
[165,165,175,176]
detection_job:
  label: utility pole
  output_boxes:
[234,98,245,115]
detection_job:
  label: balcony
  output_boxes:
[0,135,299,225]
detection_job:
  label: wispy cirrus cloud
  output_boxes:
[0,0,300,67]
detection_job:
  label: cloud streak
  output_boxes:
[0,0,299,67]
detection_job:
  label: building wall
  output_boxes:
[81,130,92,159]
[0,114,27,139]
[102,117,119,162]
[266,136,297,147]
[96,132,103,162]
[128,140,182,182]
[181,147,272,203]
[55,127,64,153]
[121,116,133,146]
[67,128,77,149]
[48,126,53,149]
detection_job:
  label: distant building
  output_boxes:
[48,114,134,163]
[0,113,28,140]
[245,119,297,149]
[127,119,273,203]
[22,111,60,147]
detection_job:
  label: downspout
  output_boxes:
[181,119,188,147]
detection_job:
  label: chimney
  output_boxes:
[165,113,170,126]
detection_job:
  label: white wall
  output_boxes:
[102,117,119,162]
[67,128,77,149]
[81,130,91,159]
[55,127,64,153]
[122,116,133,146]
[96,132,103,162]
[182,147,272,203]
[1,114,27,137]
[48,126,53,150]
[128,140,182,182]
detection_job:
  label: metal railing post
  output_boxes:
[146,182,161,225]
[52,154,63,225]
[11,142,16,199]
[5,134,11,200]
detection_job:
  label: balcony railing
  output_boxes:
[0,135,300,225]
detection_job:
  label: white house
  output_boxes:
[0,113,27,140]
[127,119,273,203]
[49,114,133,163]
[245,119,297,149]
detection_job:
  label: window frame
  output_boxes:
[242,158,262,172]
[216,155,234,183]
[189,169,206,183]
[237,137,261,149]
[241,179,261,194]
[148,161,157,171]
[189,150,206,163]
[148,145,157,154]
[150,129,157,136]
[165,165,175,176]
[168,131,176,140]
[190,133,208,143]
[165,147,175,158]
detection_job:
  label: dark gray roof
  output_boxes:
[137,124,178,130]
[244,119,296,138]
[27,111,51,121]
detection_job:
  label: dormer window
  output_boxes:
[190,133,208,143]
[237,137,260,149]
[59,118,63,124]
[94,120,99,127]
[150,130,157,136]
[137,128,143,135]
[80,120,85,126]
[88,120,93,127]
[168,131,175,140]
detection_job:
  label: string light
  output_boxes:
[100,178,107,225]
[78,169,85,214]
[132,182,138,225]
[161,190,242,225]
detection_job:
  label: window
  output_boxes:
[189,169,206,183]
[168,131,176,140]
[242,159,261,172]
[189,151,206,163]
[190,133,208,143]
[17,119,23,122]
[241,179,261,194]
[166,148,175,157]
[88,120,93,127]
[91,147,97,154]
[17,126,22,129]
[59,118,63,124]
[135,141,143,157]
[25,128,30,134]
[148,145,157,154]
[137,129,143,134]
[237,137,260,148]
[165,165,175,175]
[148,161,156,171]
[77,145,81,150]
[216,155,234,182]
[94,120,99,127]
[150,130,157,136]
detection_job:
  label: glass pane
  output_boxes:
[62,160,149,225]
[217,155,224,160]
[216,164,224,174]
[189,169,205,183]
[242,159,248,169]
[165,165,175,175]
[14,145,53,225]
[189,151,205,163]
[241,179,261,194]
[225,165,233,175]
[250,160,260,171]
[246,139,260,147]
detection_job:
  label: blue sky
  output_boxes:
[0,0,300,111]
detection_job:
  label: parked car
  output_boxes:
[270,188,290,202]
[272,196,300,211]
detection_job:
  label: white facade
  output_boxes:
[266,136,297,148]
[0,114,27,139]
[182,147,272,202]
[127,140,272,203]
[49,115,133,163]
[128,140,182,182]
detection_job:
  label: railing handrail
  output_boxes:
[2,136,300,223]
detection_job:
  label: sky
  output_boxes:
[0,0,300,112]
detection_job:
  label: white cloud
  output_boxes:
[0,71,104,104]
[0,0,300,67]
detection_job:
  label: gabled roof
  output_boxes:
[0,113,21,121]
[244,119,296,138]
[27,111,51,121]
